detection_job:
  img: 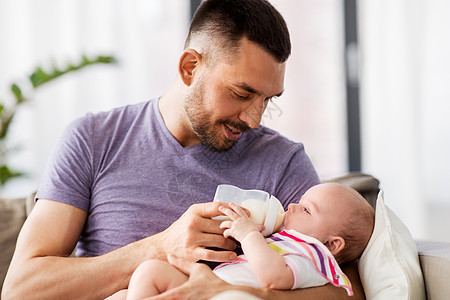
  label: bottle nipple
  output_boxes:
[274,212,285,232]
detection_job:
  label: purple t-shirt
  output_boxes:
[36,98,320,257]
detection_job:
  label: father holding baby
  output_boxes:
[2,0,366,299]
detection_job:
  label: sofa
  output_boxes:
[1,173,449,299]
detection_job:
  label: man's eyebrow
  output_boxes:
[234,82,261,95]
[234,82,284,98]
[274,89,284,98]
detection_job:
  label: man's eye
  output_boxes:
[233,92,249,100]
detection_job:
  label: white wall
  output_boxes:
[0,0,190,197]
[359,0,450,242]
[268,0,348,179]
[0,0,348,199]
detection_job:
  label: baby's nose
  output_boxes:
[287,203,295,211]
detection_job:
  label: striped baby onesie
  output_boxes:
[266,229,353,295]
[214,229,353,295]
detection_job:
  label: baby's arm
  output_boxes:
[219,203,294,290]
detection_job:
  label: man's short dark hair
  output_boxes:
[185,0,291,63]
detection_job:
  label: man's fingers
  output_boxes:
[159,202,241,264]
[193,216,226,235]
[168,253,214,273]
[167,253,195,276]
[188,232,237,262]
[196,247,237,262]
[190,202,230,219]
[200,232,236,251]
[152,255,231,300]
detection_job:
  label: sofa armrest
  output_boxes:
[416,240,450,300]
[0,196,27,289]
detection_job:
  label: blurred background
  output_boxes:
[0,0,448,243]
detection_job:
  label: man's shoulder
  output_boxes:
[91,99,153,121]
[61,100,157,147]
[72,100,154,130]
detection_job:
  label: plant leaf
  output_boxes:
[28,55,117,89]
[0,165,23,186]
[10,83,26,104]
[1,54,117,186]
[29,67,50,88]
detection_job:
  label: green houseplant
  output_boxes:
[0,55,116,186]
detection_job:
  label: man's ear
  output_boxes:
[178,49,202,87]
[324,236,345,256]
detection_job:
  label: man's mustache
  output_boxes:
[220,119,251,133]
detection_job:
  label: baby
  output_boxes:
[124,182,375,299]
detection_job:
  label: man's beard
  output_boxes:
[184,82,250,152]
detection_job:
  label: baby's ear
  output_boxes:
[324,236,345,256]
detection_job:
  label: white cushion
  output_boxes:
[358,190,425,299]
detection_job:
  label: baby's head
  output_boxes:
[283,182,375,264]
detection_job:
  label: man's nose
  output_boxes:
[238,98,266,128]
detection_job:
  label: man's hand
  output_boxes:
[156,202,237,263]
[147,254,233,300]
[218,202,264,242]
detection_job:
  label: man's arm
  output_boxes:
[2,200,152,299]
[266,261,365,299]
[149,256,365,300]
[2,200,237,299]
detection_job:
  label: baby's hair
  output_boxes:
[331,184,375,265]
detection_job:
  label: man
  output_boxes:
[2,0,364,299]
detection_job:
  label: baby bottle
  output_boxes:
[213,184,285,236]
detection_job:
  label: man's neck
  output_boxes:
[158,80,200,147]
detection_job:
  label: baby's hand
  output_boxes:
[219,203,265,242]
